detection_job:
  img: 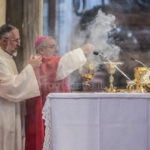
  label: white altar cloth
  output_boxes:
[42,93,150,150]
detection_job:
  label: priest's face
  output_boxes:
[4,28,20,56]
[42,38,59,57]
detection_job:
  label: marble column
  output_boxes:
[0,0,6,26]
[23,0,43,66]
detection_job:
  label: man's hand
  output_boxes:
[81,43,95,54]
[29,56,42,68]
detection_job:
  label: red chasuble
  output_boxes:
[25,56,70,150]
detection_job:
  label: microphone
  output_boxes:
[93,50,132,81]
[94,51,148,68]
[130,57,148,68]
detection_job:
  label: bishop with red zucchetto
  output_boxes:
[25,36,95,150]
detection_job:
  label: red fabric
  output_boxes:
[25,56,70,150]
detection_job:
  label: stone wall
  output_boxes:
[0,0,6,25]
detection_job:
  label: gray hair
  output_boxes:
[0,24,16,39]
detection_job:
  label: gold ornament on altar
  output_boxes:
[82,62,95,86]
[81,59,150,93]
[134,67,148,93]
[104,61,123,92]
[126,80,135,93]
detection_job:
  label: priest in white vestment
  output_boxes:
[0,24,42,150]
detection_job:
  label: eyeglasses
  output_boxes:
[43,45,57,49]
[11,38,21,43]
[4,37,21,43]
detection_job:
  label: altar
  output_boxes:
[42,93,150,150]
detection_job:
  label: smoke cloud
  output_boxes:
[72,10,121,69]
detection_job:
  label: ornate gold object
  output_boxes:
[126,80,135,93]
[104,61,122,92]
[82,62,95,86]
[134,67,147,93]
[82,74,93,86]
[81,61,150,93]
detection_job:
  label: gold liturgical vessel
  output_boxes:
[126,80,135,93]
[82,62,95,86]
[81,60,150,93]
[134,67,148,93]
[104,61,123,92]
